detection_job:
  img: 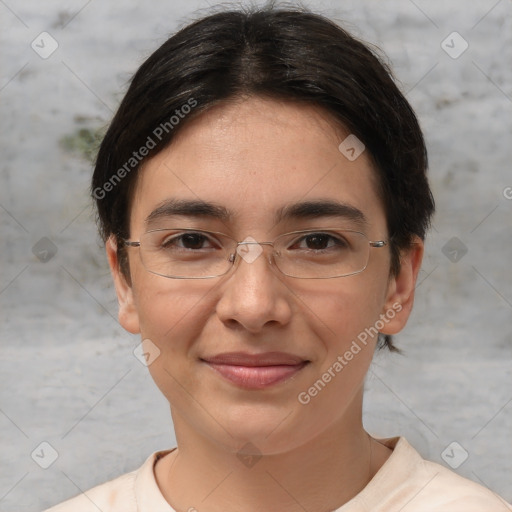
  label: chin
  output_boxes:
[213,403,313,454]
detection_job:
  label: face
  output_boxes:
[108,97,422,455]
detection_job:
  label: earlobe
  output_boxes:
[106,236,141,334]
[380,238,424,335]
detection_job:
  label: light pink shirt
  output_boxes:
[44,437,511,511]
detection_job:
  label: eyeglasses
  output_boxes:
[124,228,388,279]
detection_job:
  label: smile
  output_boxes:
[201,352,310,389]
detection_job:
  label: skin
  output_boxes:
[107,96,424,512]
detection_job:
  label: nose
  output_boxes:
[215,240,292,333]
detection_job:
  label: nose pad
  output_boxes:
[228,238,277,275]
[236,236,264,264]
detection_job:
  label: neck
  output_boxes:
[155,393,392,512]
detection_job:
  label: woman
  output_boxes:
[46,5,511,511]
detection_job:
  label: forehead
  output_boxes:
[130,97,386,234]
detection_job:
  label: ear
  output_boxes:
[379,237,424,335]
[106,236,141,334]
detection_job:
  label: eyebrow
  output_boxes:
[275,200,367,226]
[145,199,230,225]
[145,198,367,227]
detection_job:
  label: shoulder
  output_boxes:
[43,450,172,512]
[355,437,512,512]
[43,470,137,512]
[418,461,512,512]
[413,457,512,511]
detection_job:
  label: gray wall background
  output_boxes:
[1,0,511,510]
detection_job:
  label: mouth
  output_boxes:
[200,352,310,389]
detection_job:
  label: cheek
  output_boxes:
[134,279,211,345]
[295,272,389,354]
[131,275,225,400]
[133,280,216,404]
[292,278,388,425]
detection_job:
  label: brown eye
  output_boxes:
[291,233,349,252]
[178,233,209,249]
[161,232,215,250]
[303,234,330,250]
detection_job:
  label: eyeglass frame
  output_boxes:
[123,227,388,280]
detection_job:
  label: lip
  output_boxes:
[201,352,309,389]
